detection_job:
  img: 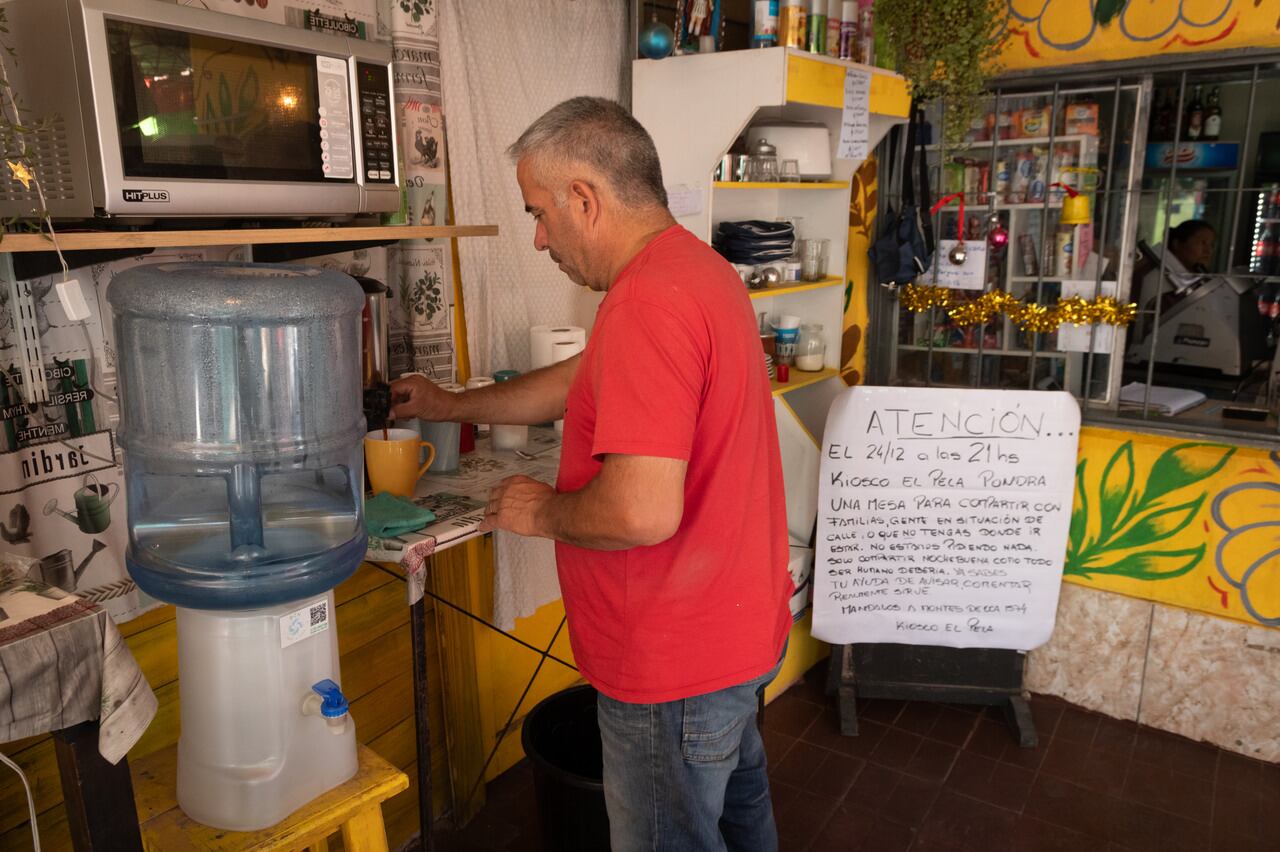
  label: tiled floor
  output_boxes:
[429,662,1278,851]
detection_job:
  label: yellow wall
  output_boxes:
[841,155,878,385]
[1070,427,1279,628]
[1000,0,1280,70]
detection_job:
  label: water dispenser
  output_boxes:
[108,262,367,830]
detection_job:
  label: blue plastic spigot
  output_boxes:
[311,679,349,718]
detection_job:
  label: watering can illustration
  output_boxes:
[27,541,107,592]
[44,472,119,534]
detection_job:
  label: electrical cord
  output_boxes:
[0,751,41,851]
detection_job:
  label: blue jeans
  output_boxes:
[596,652,784,852]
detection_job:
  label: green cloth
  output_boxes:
[364,492,436,537]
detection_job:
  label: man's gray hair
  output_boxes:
[507,97,668,210]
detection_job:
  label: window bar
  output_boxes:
[1142,70,1188,418]
[974,88,1003,389]
[1081,78,1125,412]
[925,99,946,387]
[1028,83,1061,390]
[1224,65,1259,274]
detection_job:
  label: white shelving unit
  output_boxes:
[634,47,909,547]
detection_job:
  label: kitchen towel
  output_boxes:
[364,493,437,538]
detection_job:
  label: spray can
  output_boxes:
[839,0,857,60]
[807,0,826,53]
[752,0,779,47]
[826,0,841,56]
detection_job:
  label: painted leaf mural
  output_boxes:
[1064,440,1234,580]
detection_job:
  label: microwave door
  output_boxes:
[80,4,365,217]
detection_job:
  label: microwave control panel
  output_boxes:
[357,63,396,184]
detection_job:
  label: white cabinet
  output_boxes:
[633,47,909,546]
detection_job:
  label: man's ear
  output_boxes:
[567,178,603,229]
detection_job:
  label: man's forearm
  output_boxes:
[535,487,650,551]
[452,356,578,425]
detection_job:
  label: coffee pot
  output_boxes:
[357,276,393,430]
[44,472,119,534]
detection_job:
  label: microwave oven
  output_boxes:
[1,0,401,220]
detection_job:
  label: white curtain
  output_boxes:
[440,0,630,376]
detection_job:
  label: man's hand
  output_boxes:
[481,475,556,537]
[390,374,457,421]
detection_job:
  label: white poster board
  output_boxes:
[812,387,1080,650]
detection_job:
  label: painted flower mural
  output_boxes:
[1065,440,1234,580]
[1002,0,1262,63]
[1211,452,1280,627]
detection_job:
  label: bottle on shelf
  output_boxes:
[838,0,857,60]
[825,0,841,57]
[806,0,826,53]
[779,0,806,48]
[858,0,874,67]
[752,0,779,47]
[1185,84,1204,141]
[1203,86,1222,142]
[1151,88,1172,142]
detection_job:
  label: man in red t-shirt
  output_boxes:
[391,97,792,851]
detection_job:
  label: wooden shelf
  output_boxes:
[714,181,848,190]
[772,366,839,394]
[749,276,843,299]
[0,224,498,253]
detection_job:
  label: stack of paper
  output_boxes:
[1118,382,1206,416]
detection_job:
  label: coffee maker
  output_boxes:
[358,277,393,430]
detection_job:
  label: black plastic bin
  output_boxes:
[521,685,611,851]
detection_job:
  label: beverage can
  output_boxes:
[1054,229,1073,278]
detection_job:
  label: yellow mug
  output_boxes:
[364,428,437,498]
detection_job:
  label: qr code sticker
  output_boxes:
[310,602,328,627]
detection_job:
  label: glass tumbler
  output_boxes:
[780,158,801,182]
[799,238,830,281]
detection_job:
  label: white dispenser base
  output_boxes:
[175,591,358,831]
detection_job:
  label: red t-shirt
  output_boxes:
[555,225,793,704]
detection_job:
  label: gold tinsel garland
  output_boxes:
[900,285,1137,335]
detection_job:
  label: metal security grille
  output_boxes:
[870,53,1280,442]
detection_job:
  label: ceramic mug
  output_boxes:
[364,428,436,498]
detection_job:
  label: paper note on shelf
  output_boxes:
[1117,382,1206,416]
[837,68,871,160]
[928,241,987,290]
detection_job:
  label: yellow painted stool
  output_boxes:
[131,743,409,851]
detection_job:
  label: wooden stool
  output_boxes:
[131,743,409,851]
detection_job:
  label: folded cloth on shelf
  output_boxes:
[714,220,795,264]
[364,492,436,538]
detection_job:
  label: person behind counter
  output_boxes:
[1132,219,1216,340]
[389,97,794,852]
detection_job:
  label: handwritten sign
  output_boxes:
[928,241,988,290]
[837,68,871,160]
[812,387,1080,651]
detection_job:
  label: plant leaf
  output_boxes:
[1064,545,1205,581]
[1068,459,1088,556]
[1107,494,1205,552]
[1138,443,1235,509]
[1098,442,1134,537]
